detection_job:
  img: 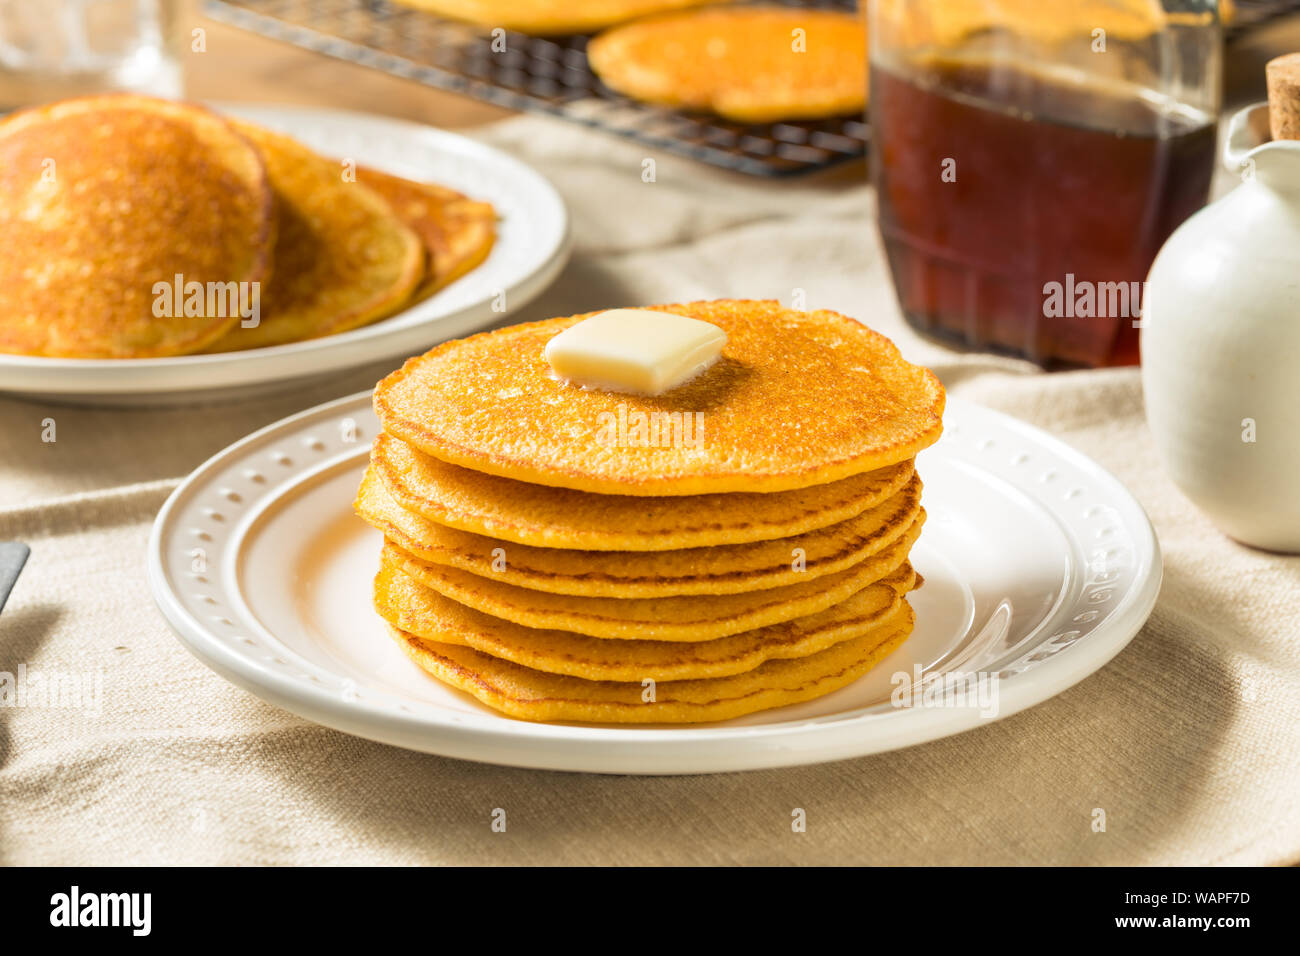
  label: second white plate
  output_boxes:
[0,104,570,405]
[148,393,1161,775]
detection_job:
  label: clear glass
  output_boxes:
[870,0,1222,367]
[0,0,183,109]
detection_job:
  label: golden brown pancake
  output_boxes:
[207,122,424,351]
[374,300,944,496]
[588,7,867,123]
[0,94,273,358]
[376,558,914,681]
[381,515,922,641]
[371,431,915,551]
[393,0,731,35]
[392,601,914,723]
[356,167,496,301]
[357,463,923,596]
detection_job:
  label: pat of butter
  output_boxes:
[544,308,727,396]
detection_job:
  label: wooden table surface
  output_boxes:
[183,16,513,128]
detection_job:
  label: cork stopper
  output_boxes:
[1266,52,1300,141]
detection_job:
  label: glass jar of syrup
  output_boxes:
[869,0,1221,367]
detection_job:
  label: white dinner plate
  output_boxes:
[148,392,1161,775]
[0,105,570,405]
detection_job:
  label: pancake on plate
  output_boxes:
[368,430,916,551]
[393,0,732,35]
[381,520,920,641]
[588,7,867,123]
[374,300,944,495]
[392,602,915,723]
[357,464,923,596]
[206,122,424,351]
[356,166,496,302]
[376,559,915,681]
[0,95,274,358]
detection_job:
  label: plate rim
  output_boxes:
[148,391,1162,774]
[0,103,572,397]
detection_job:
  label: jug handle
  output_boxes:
[1223,101,1271,173]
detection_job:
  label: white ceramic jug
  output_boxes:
[1140,103,1300,552]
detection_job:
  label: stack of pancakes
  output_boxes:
[0,94,495,358]
[357,299,945,723]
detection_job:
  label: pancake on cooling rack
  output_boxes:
[357,299,945,724]
[0,94,498,359]
[588,6,867,123]
[393,0,733,35]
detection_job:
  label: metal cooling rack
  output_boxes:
[201,0,869,177]
[202,0,1300,178]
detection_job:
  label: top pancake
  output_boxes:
[0,95,274,358]
[588,7,867,123]
[356,167,496,302]
[374,300,944,496]
[207,122,424,351]
[393,0,730,35]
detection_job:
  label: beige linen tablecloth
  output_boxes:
[1,116,1296,866]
